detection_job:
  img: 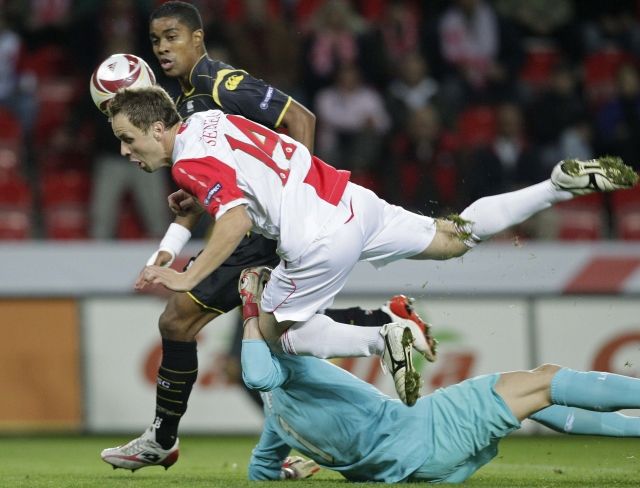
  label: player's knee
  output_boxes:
[531,363,562,389]
[158,299,200,340]
[422,219,470,260]
[532,363,562,376]
[158,305,186,339]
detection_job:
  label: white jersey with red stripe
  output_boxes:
[171,110,350,262]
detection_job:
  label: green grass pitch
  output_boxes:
[0,435,638,487]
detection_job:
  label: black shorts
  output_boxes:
[185,233,280,313]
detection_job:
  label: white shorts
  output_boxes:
[261,183,437,322]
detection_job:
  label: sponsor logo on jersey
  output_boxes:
[204,182,222,205]
[186,100,194,113]
[260,86,274,110]
[224,74,244,90]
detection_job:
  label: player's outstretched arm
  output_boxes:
[137,205,252,291]
[142,190,204,270]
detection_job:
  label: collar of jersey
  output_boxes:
[182,53,208,97]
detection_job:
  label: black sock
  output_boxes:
[153,339,198,449]
[324,307,391,327]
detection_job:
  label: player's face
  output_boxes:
[149,17,203,80]
[111,114,167,173]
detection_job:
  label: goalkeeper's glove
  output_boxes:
[280,456,320,479]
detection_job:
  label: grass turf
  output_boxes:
[0,435,638,487]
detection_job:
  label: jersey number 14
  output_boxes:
[225,115,297,185]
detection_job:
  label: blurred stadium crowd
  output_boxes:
[1,0,640,240]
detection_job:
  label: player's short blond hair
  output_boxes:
[108,85,181,133]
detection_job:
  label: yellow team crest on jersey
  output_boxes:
[225,74,244,90]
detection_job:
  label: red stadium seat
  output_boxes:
[22,45,69,80]
[556,193,606,240]
[612,185,640,240]
[349,170,381,194]
[116,194,147,240]
[0,176,32,239]
[0,208,31,239]
[0,108,23,150]
[44,206,89,239]
[520,43,561,90]
[456,106,496,149]
[40,170,91,239]
[0,176,31,206]
[34,77,78,146]
[583,48,633,106]
[40,170,91,206]
[0,145,22,181]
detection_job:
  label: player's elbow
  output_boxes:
[235,205,253,234]
[242,369,280,392]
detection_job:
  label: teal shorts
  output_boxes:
[410,373,521,483]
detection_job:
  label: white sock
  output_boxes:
[280,314,384,358]
[459,180,572,243]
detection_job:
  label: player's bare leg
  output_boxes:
[493,363,560,420]
[412,157,638,260]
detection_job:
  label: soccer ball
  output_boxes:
[90,53,156,114]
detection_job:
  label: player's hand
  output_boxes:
[136,250,174,289]
[135,265,196,292]
[280,456,320,480]
[153,250,174,267]
[168,190,203,217]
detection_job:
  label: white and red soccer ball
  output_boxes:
[90,53,156,114]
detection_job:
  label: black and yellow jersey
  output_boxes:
[175,54,292,130]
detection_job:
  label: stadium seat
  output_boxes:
[0,108,23,148]
[456,106,496,149]
[116,195,147,240]
[0,176,31,206]
[556,193,606,240]
[0,110,24,182]
[349,170,381,195]
[0,145,21,181]
[520,42,561,90]
[40,170,91,239]
[22,45,69,80]
[43,206,89,239]
[40,170,91,206]
[34,77,78,146]
[583,48,633,106]
[0,176,32,239]
[611,185,640,240]
[0,208,31,239]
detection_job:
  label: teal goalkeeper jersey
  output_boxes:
[243,340,430,482]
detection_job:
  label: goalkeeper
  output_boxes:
[241,268,640,483]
